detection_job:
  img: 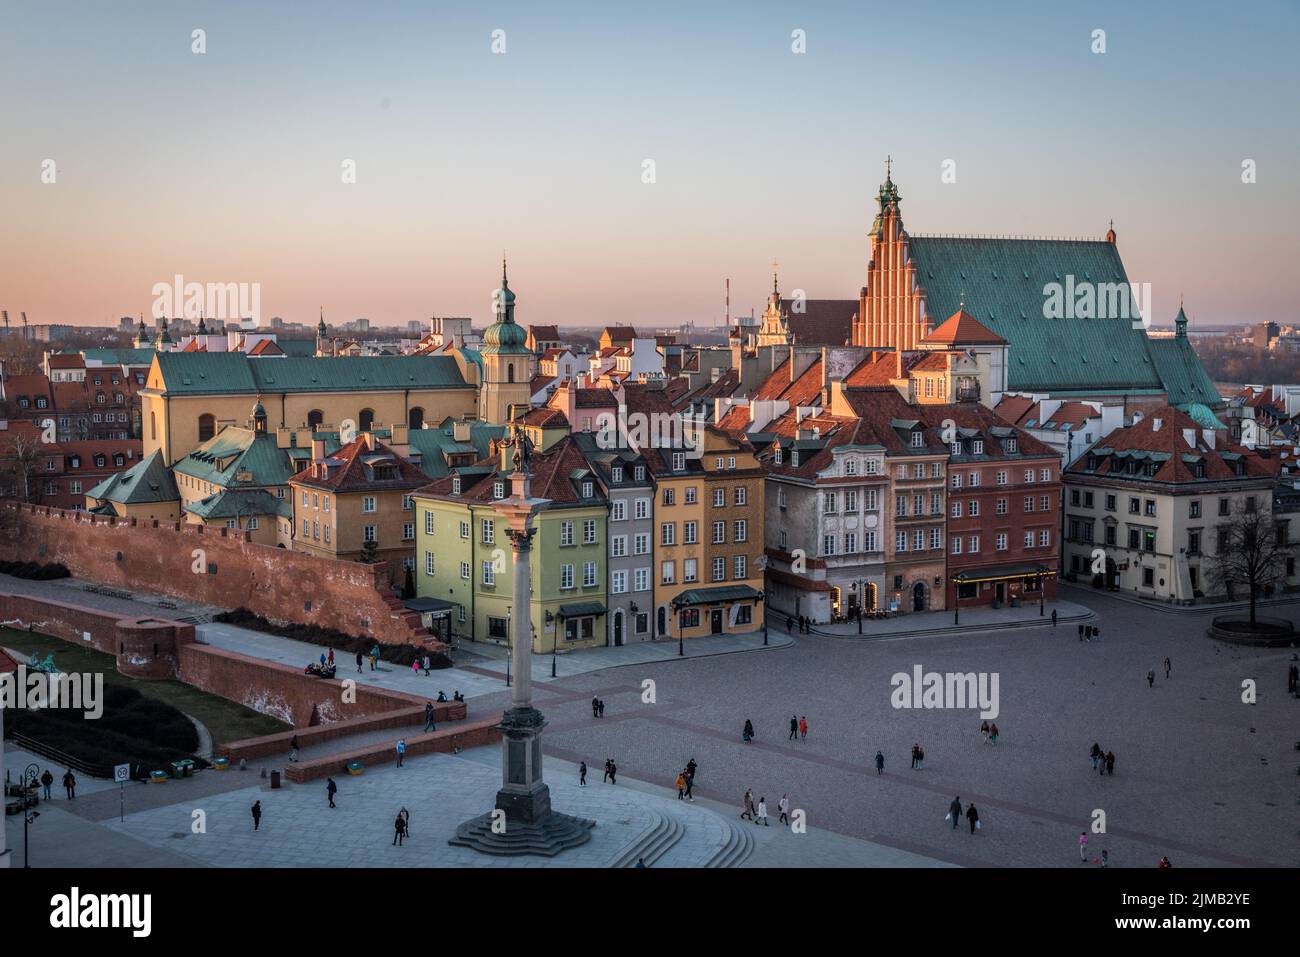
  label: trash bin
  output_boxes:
[270,770,281,789]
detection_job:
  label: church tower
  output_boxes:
[854,160,932,350]
[756,260,794,347]
[315,309,328,357]
[133,314,152,349]
[156,315,172,352]
[479,259,534,424]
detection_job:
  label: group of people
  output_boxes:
[1146,657,1173,688]
[392,807,412,845]
[978,720,1000,745]
[947,795,981,834]
[409,655,440,676]
[34,768,76,800]
[787,714,809,741]
[1089,742,1116,776]
[1078,831,1108,866]
[910,743,927,769]
[785,615,815,634]
[673,758,698,801]
[1078,624,1101,641]
[356,645,382,672]
[739,788,786,826]
[590,696,607,718]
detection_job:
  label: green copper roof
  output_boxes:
[406,419,507,478]
[1148,336,1222,407]
[151,352,470,395]
[86,449,179,504]
[1177,402,1228,430]
[674,585,764,606]
[82,348,156,367]
[908,237,1167,393]
[185,488,290,520]
[173,428,296,488]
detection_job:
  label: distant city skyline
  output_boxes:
[2,1,1297,330]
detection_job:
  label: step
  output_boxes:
[610,811,684,868]
[705,816,756,868]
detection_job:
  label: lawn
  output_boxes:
[0,627,289,746]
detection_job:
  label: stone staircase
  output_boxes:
[609,811,685,867]
[610,806,755,868]
[703,816,755,867]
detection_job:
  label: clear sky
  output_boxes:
[2,0,1297,331]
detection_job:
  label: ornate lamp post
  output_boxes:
[450,426,594,855]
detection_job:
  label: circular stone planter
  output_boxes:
[1208,614,1298,647]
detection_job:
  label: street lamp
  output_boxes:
[547,610,559,678]
[21,762,39,868]
[954,580,960,626]
[674,601,684,657]
[505,605,511,687]
[760,590,769,646]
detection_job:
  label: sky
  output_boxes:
[1,0,1297,332]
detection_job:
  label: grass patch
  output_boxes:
[0,627,289,747]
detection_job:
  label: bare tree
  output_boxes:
[1206,499,1295,626]
[0,431,47,503]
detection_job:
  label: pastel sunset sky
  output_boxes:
[2,0,1297,330]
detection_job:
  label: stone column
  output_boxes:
[0,703,8,868]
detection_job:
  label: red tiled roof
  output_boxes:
[521,407,569,427]
[248,339,285,356]
[418,434,599,505]
[602,325,637,341]
[574,388,619,409]
[530,325,560,342]
[788,299,857,347]
[994,394,1037,428]
[46,353,85,369]
[291,437,427,491]
[923,308,1007,346]
[1044,401,1096,429]
[529,373,556,395]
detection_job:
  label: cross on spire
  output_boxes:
[771,257,780,295]
[885,154,892,180]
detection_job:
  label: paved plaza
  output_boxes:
[4,571,1296,867]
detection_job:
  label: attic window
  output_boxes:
[452,476,462,495]
[773,446,783,465]
[1006,438,1018,453]
[493,481,504,498]
[791,449,800,467]
[582,481,593,498]
[910,430,924,449]
[973,440,984,455]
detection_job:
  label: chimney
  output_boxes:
[311,439,326,463]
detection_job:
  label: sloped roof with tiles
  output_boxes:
[415,434,604,508]
[405,420,506,479]
[150,352,470,396]
[291,437,428,492]
[1148,335,1224,408]
[923,307,1007,346]
[174,428,296,488]
[788,300,857,347]
[86,448,179,504]
[993,394,1037,427]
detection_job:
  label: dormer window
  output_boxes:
[773,445,783,465]
[452,476,462,495]
[845,458,857,476]
[493,481,505,499]
[950,441,962,456]
[973,440,984,455]
[1088,456,1098,471]
[634,466,645,481]
[93,454,106,468]
[673,452,686,471]
[1006,438,1017,453]
[70,456,81,469]
[581,481,593,498]
[612,466,623,483]
[910,430,924,449]
[791,449,800,467]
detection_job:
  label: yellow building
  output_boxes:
[85,449,182,522]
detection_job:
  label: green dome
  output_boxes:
[481,259,530,355]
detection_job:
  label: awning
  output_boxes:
[558,602,606,618]
[951,564,1052,584]
[404,597,456,616]
[673,585,764,607]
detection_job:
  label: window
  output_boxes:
[402,522,415,541]
[1006,438,1018,453]
[402,494,413,511]
[773,446,783,465]
[824,491,837,513]
[951,537,963,555]
[913,529,924,550]
[865,530,878,552]
[778,487,787,509]
[684,521,697,544]
[1129,497,1141,515]
[663,488,676,506]
[1040,468,1050,481]
[713,488,725,507]
[968,535,979,553]
[996,533,1007,551]
[951,502,962,518]
[459,520,469,539]
[914,463,925,479]
[896,531,907,551]
[425,552,436,575]
[661,523,676,546]
[845,458,857,476]
[910,431,924,448]
[612,466,623,483]
[896,495,907,517]
[713,521,726,544]
[612,500,627,521]
[362,496,376,513]
[324,496,331,512]
[1189,500,1201,519]
[951,472,963,489]
[452,476,461,495]
[824,534,837,556]
[728,457,736,470]
[583,561,597,587]
[684,486,697,504]
[845,531,856,552]
[1187,530,1201,555]
[1041,495,1051,511]
[672,452,686,471]
[482,561,495,586]
[1024,497,1034,512]
[634,568,649,592]
[561,521,574,546]
[424,512,435,535]
[683,558,697,583]
[481,519,494,543]
[996,471,1007,485]
[634,533,649,555]
[973,440,985,455]
[846,490,858,511]
[1024,531,1035,548]
[583,519,597,544]
[635,498,649,520]
[712,557,726,581]
[1143,567,1155,588]
[930,528,941,549]
[1024,469,1034,483]
[969,471,980,487]
[228,519,239,530]
[363,525,376,544]
[612,535,627,557]
[634,466,645,481]
[734,555,747,579]
[733,486,747,506]
[612,570,628,593]
[1144,500,1156,517]
[661,561,675,584]
[967,500,979,517]
[561,564,575,589]
[493,482,505,499]
[460,561,470,580]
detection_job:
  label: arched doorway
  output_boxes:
[912,581,927,612]
[358,408,375,431]
[656,605,667,637]
[408,407,424,430]
[613,610,624,646]
[307,409,324,429]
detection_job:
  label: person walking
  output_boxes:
[686,758,698,783]
[608,759,617,784]
[369,646,378,671]
[916,745,925,770]
[778,794,790,825]
[62,769,76,800]
[592,696,600,718]
[1164,656,1171,680]
[326,777,337,808]
[786,615,793,632]
[756,797,770,826]
[741,789,755,821]
[395,738,406,768]
[799,716,808,741]
[579,761,587,787]
[675,771,687,800]
[989,722,999,745]
[392,812,406,846]
[424,701,436,732]
[1147,669,1155,688]
[980,720,990,743]
[1105,751,1115,776]
[1051,608,1057,627]
[355,650,364,673]
[400,807,411,837]
[410,659,420,676]
[289,734,300,763]
[603,759,613,783]
[947,796,962,830]
[40,769,53,799]
[327,647,334,667]
[910,744,919,770]
[1078,624,1085,641]
[1079,831,1088,862]
[1090,742,1102,770]
[423,654,431,676]
[743,719,755,742]
[251,800,262,830]
[788,714,798,741]
[966,803,979,835]
[1100,849,1109,868]
[598,699,605,718]
[875,750,885,775]
[683,769,695,802]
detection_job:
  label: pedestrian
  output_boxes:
[1164,656,1171,679]
[598,699,605,718]
[400,806,411,837]
[1100,849,1109,868]
[757,797,770,826]
[778,794,790,825]
[40,769,53,799]
[579,761,587,787]
[799,715,808,741]
[1078,623,1085,641]
[910,743,919,769]
[1093,626,1100,641]
[1158,856,1172,868]
[741,789,754,821]
[635,858,646,868]
[327,647,334,667]
[788,714,798,741]
[980,719,990,743]
[1147,669,1155,688]
[62,769,76,799]
[947,796,962,830]
[743,718,755,742]
[786,615,793,632]
[326,777,337,808]
[603,759,612,783]
[423,654,431,676]
[875,750,884,775]
[675,771,687,800]
[683,770,695,801]
[392,812,406,846]
[424,701,436,732]
[966,803,979,834]
[686,758,698,783]
[917,745,925,770]
[989,722,999,745]
[395,738,406,768]
[320,651,327,668]
[1051,608,1057,627]
[1105,751,1115,776]
[1079,831,1088,862]
[411,659,420,676]
[289,734,300,763]
[355,650,363,673]
[251,800,262,830]
[1090,742,1102,770]
[592,696,599,718]
[608,759,617,784]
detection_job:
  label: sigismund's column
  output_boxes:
[450,447,595,856]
